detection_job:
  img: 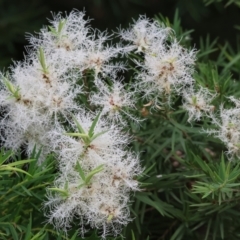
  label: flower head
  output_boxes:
[46,111,141,238]
[120,16,171,53]
[90,78,138,124]
[135,40,196,106]
[182,86,216,122]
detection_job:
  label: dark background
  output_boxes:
[0,0,240,69]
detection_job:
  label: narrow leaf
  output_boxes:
[89,112,102,138]
[85,164,104,185]
[48,188,69,198]
[0,166,32,177]
[72,115,85,134]
[65,132,89,138]
[75,161,86,181]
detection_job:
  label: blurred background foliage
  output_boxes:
[0,0,240,69]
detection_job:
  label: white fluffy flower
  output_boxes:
[82,32,125,76]
[120,16,196,106]
[49,111,130,170]
[135,40,196,105]
[28,10,90,53]
[29,11,125,77]
[207,99,240,159]
[46,112,141,238]
[182,86,216,122]
[90,78,138,124]
[120,16,171,53]
[0,118,52,163]
[0,57,81,157]
[0,10,144,239]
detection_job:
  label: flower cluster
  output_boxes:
[182,86,216,122]
[47,112,141,237]
[120,16,196,106]
[0,10,142,238]
[121,16,240,162]
[0,50,80,160]
[0,11,131,159]
[121,16,218,126]
[206,97,240,159]
[90,78,138,124]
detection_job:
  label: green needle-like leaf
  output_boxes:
[65,132,89,138]
[75,161,86,181]
[89,112,102,138]
[72,115,86,134]
[38,47,49,74]
[5,159,35,167]
[0,166,32,177]
[48,188,69,198]
[58,19,66,33]
[85,164,104,185]
[0,149,14,165]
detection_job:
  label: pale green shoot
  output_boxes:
[65,112,108,147]
[48,19,66,38]
[48,181,69,199]
[75,161,104,188]
[3,76,21,100]
[107,214,114,223]
[38,47,49,74]
[192,95,197,105]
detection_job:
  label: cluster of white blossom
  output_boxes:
[121,16,217,124]
[120,16,196,106]
[46,112,141,237]
[0,11,134,158]
[0,10,143,238]
[90,78,138,124]
[0,50,80,159]
[121,16,240,161]
[182,86,216,122]
[206,97,240,159]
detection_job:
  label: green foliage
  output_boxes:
[191,154,240,203]
[3,75,21,101]
[0,149,79,240]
